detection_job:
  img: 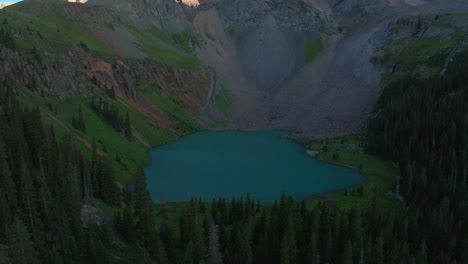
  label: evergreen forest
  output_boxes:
[0,52,467,263]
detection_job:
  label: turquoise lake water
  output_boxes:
[145,130,365,203]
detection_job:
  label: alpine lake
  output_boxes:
[145,130,365,203]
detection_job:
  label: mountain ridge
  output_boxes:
[2,0,468,139]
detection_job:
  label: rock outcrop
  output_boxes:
[216,0,336,34]
[332,0,387,15]
[0,2,14,9]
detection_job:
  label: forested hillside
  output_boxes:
[0,80,123,263]
[366,51,468,264]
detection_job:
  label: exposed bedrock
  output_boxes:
[213,0,336,91]
[238,15,299,92]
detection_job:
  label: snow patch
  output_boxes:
[178,0,199,7]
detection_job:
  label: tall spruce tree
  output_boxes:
[207,222,223,264]
[6,215,39,264]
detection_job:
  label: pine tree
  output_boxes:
[253,232,270,264]
[186,204,206,263]
[86,227,111,264]
[416,240,428,264]
[96,159,120,205]
[342,240,353,264]
[230,225,252,264]
[133,170,156,251]
[124,112,132,138]
[119,203,135,242]
[160,202,176,262]
[6,215,39,264]
[78,105,86,133]
[152,233,169,264]
[207,222,223,264]
[0,136,16,239]
[18,162,45,254]
[280,217,297,264]
[306,231,320,264]
[374,233,384,264]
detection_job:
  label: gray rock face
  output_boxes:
[87,0,189,33]
[216,0,270,29]
[130,0,188,32]
[81,204,113,227]
[332,0,387,15]
[238,15,297,91]
[216,0,335,34]
[270,0,336,33]
[214,0,337,90]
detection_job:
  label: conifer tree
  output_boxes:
[124,112,132,138]
[118,203,135,242]
[78,105,86,133]
[160,202,176,262]
[18,161,45,254]
[0,136,16,239]
[342,240,353,264]
[280,218,297,264]
[416,240,428,264]
[6,215,39,264]
[133,170,157,251]
[207,222,223,264]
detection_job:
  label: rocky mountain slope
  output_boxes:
[1,0,468,143]
[192,0,468,137]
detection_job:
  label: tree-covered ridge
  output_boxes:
[366,52,468,263]
[0,80,121,263]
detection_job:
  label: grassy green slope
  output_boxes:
[126,25,199,69]
[304,134,404,212]
[1,5,112,54]
[383,13,468,78]
[2,0,199,69]
[305,37,324,63]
